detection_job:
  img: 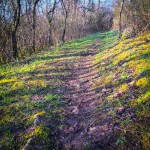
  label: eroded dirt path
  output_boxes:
[59,41,114,150]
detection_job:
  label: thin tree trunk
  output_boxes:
[12,31,18,58]
[10,0,21,58]
[119,0,125,38]
[46,0,57,46]
[32,0,39,52]
[61,0,69,43]
[32,4,36,52]
[62,11,68,43]
[48,27,51,46]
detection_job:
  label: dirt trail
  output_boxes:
[59,41,114,150]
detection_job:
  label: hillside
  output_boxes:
[0,31,150,149]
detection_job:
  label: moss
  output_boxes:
[25,124,50,149]
[136,77,149,88]
[136,91,150,104]
[21,95,31,102]
[33,125,50,141]
[32,111,46,119]
[27,79,47,88]
[11,81,25,90]
[140,133,150,149]
[119,83,128,92]
[45,94,58,101]
[0,78,17,85]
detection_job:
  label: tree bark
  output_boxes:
[119,0,125,38]
[62,11,68,43]
[11,0,21,58]
[32,0,39,52]
[12,31,18,58]
[61,0,69,43]
[46,0,57,46]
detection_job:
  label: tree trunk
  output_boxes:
[61,0,69,43]
[10,0,21,59]
[32,5,36,52]
[119,0,125,38]
[48,27,51,46]
[62,11,68,43]
[32,0,39,52]
[12,31,18,59]
[46,0,57,46]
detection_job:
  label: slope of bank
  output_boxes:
[94,32,150,149]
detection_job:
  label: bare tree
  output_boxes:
[32,0,40,52]
[61,0,70,43]
[46,0,58,46]
[10,0,21,58]
[119,0,125,38]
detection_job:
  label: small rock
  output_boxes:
[80,132,84,136]
[114,93,119,98]
[117,106,125,114]
[34,115,40,119]
[89,127,96,132]
[129,80,135,86]
[72,106,79,114]
[34,119,40,127]
[102,88,107,93]
[114,91,123,98]
[76,84,80,88]
[34,115,41,127]
[22,137,34,150]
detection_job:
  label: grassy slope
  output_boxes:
[0,33,101,149]
[0,31,150,149]
[94,32,150,149]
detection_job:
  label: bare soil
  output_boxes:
[59,41,115,150]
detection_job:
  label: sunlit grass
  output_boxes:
[0,31,149,149]
[94,31,150,149]
[0,32,102,149]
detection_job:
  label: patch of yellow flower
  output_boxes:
[118,83,128,92]
[11,81,25,90]
[136,77,149,88]
[0,78,17,85]
[113,51,129,65]
[136,91,150,104]
[27,79,47,88]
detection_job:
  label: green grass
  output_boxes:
[94,31,150,149]
[0,32,101,149]
[98,30,118,51]
[61,32,101,49]
[0,31,149,149]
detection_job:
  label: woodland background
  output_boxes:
[0,0,150,62]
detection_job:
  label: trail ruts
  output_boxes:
[59,41,114,150]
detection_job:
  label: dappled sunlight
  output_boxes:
[0,32,102,149]
[94,31,150,149]
[0,30,150,149]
